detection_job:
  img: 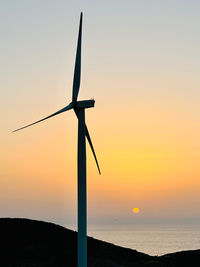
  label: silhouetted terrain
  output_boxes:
[0,218,199,266]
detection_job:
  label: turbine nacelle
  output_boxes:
[73,99,95,110]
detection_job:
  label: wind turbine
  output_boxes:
[13,12,100,267]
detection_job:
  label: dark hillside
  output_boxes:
[0,218,199,267]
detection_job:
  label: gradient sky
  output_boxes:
[1,0,200,227]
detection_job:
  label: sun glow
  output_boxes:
[132,208,140,214]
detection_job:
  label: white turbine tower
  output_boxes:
[13,13,101,267]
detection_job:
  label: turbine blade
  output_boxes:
[85,126,101,175]
[13,103,73,132]
[72,12,82,102]
[74,109,101,174]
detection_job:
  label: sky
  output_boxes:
[1,0,200,227]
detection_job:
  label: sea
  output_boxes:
[67,223,200,256]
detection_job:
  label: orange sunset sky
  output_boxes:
[1,1,200,227]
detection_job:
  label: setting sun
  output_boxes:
[132,208,140,214]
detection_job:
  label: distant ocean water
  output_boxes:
[67,224,200,256]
